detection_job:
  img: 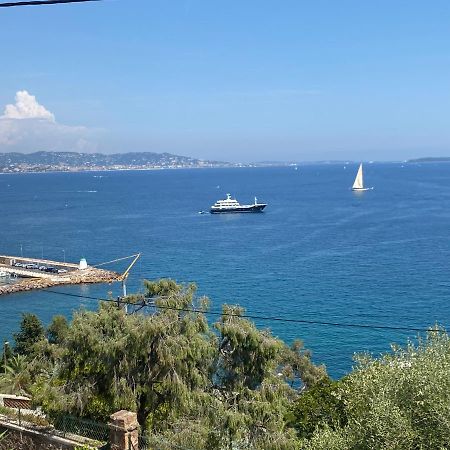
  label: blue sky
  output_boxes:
[1,0,450,162]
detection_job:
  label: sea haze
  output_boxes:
[1,163,449,378]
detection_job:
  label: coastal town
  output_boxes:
[0,151,240,173]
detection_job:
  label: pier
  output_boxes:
[0,255,120,296]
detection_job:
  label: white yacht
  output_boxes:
[210,194,267,214]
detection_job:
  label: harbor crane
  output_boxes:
[93,252,141,297]
[119,253,141,297]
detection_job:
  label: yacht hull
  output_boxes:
[210,204,267,214]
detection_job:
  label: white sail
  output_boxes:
[352,163,364,190]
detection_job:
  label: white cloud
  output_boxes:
[2,90,55,121]
[0,91,99,153]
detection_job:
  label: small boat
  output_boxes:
[351,163,372,191]
[210,194,267,214]
[0,271,9,278]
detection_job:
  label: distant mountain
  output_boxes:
[0,151,236,173]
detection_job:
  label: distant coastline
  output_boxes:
[408,157,450,163]
[5,151,448,174]
[0,151,239,174]
[0,151,305,174]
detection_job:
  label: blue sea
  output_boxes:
[1,163,450,378]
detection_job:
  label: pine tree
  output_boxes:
[25,279,326,449]
[13,313,45,356]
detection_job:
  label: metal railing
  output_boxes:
[129,433,156,450]
[0,409,110,448]
[53,414,110,444]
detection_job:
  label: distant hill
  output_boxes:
[408,157,450,163]
[0,151,236,173]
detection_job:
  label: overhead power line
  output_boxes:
[42,288,441,334]
[0,0,100,7]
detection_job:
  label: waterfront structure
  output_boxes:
[0,255,119,296]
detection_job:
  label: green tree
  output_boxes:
[214,304,283,391]
[13,279,326,449]
[36,280,216,428]
[340,328,450,449]
[288,377,345,440]
[47,315,69,345]
[280,339,327,390]
[151,304,325,449]
[13,313,45,356]
[147,302,306,449]
[300,327,450,449]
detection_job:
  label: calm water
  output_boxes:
[1,163,450,378]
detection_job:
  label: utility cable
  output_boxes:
[0,0,100,7]
[42,288,443,333]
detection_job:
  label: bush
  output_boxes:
[288,377,346,439]
[300,327,450,449]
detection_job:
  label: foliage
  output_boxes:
[0,279,326,449]
[46,280,216,427]
[280,339,327,389]
[214,304,283,391]
[0,406,12,416]
[47,315,69,345]
[0,343,13,374]
[0,354,31,395]
[299,424,350,450]
[0,406,49,427]
[288,377,345,439]
[5,280,450,450]
[300,326,450,449]
[6,280,450,449]
[13,313,45,356]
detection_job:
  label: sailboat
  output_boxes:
[351,163,372,191]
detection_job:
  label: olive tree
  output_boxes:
[298,327,450,449]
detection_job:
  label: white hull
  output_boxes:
[210,194,267,214]
[352,187,372,192]
[211,204,266,213]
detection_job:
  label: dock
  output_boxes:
[0,255,120,296]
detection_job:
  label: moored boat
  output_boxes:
[210,194,267,214]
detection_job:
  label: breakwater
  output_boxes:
[0,255,119,296]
